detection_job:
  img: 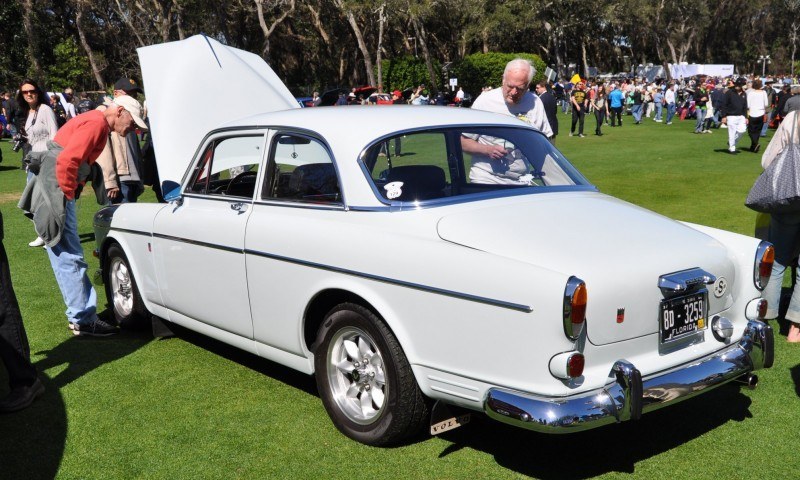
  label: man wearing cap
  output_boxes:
[98,78,146,203]
[96,95,147,203]
[22,100,148,336]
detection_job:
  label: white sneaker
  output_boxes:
[720,124,727,129]
[28,237,45,247]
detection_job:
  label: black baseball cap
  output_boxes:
[114,77,144,94]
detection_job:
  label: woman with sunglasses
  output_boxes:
[16,79,58,247]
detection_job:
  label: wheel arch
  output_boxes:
[99,233,160,316]
[304,289,384,354]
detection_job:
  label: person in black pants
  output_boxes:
[592,87,609,136]
[0,211,43,413]
[570,82,588,137]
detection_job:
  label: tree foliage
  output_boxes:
[455,53,545,95]
[3,0,799,96]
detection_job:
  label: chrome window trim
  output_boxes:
[109,227,153,237]
[179,127,271,195]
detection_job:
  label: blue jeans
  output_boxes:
[654,103,663,121]
[46,200,97,326]
[695,108,706,132]
[761,111,774,137]
[631,104,643,123]
[666,103,676,123]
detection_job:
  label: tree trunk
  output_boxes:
[75,6,105,89]
[20,0,44,80]
[581,38,588,78]
[375,3,386,91]
[411,16,437,93]
[254,0,296,62]
[114,0,147,47]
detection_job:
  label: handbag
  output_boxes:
[745,112,800,213]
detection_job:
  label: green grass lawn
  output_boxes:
[0,113,798,480]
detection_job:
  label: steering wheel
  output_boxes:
[225,170,258,196]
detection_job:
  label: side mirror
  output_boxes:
[162,180,182,202]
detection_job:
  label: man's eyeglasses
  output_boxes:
[504,83,528,93]
[21,90,37,96]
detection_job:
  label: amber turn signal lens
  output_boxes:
[563,277,587,340]
[756,244,774,290]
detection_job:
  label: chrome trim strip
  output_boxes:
[115,229,531,312]
[152,233,242,254]
[109,227,154,238]
[427,375,480,392]
[484,320,773,433]
[244,248,533,312]
[429,386,481,403]
[251,200,346,211]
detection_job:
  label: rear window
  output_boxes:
[362,127,591,203]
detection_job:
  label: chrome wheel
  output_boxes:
[326,326,387,424]
[109,256,134,318]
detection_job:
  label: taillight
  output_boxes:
[754,242,774,291]
[567,353,585,378]
[758,299,768,319]
[563,277,587,340]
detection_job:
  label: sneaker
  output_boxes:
[0,378,44,413]
[729,147,737,154]
[569,132,574,137]
[666,122,672,125]
[578,134,586,138]
[720,124,727,129]
[28,237,45,247]
[68,322,75,331]
[73,318,119,337]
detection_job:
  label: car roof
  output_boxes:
[222,105,531,146]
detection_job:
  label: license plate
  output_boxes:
[659,292,707,343]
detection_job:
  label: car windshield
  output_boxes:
[362,126,592,203]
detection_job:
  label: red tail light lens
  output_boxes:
[563,277,587,340]
[754,242,774,291]
[567,353,585,378]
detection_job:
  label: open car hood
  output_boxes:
[137,35,299,186]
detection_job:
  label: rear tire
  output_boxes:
[104,243,147,328]
[314,303,429,446]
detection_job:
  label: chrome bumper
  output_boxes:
[484,320,773,433]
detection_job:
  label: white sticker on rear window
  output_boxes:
[384,181,404,200]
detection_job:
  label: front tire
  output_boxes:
[104,243,147,328]
[314,303,429,446]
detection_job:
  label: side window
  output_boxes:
[367,132,450,202]
[188,135,263,198]
[263,134,341,204]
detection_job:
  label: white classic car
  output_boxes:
[94,36,775,446]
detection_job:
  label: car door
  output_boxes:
[244,131,344,357]
[152,131,266,342]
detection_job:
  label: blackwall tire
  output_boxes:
[314,303,429,446]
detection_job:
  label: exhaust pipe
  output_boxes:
[735,373,758,389]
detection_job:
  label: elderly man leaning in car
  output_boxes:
[461,58,552,184]
[18,98,148,336]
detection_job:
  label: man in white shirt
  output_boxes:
[664,84,677,124]
[746,78,770,153]
[461,58,553,184]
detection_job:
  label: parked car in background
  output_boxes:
[94,35,775,447]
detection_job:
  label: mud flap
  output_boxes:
[429,400,471,435]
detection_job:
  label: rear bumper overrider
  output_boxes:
[484,320,773,433]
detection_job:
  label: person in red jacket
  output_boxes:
[47,96,146,336]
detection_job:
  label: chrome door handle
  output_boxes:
[230,202,247,213]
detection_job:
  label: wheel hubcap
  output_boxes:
[109,257,133,317]
[326,327,386,424]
